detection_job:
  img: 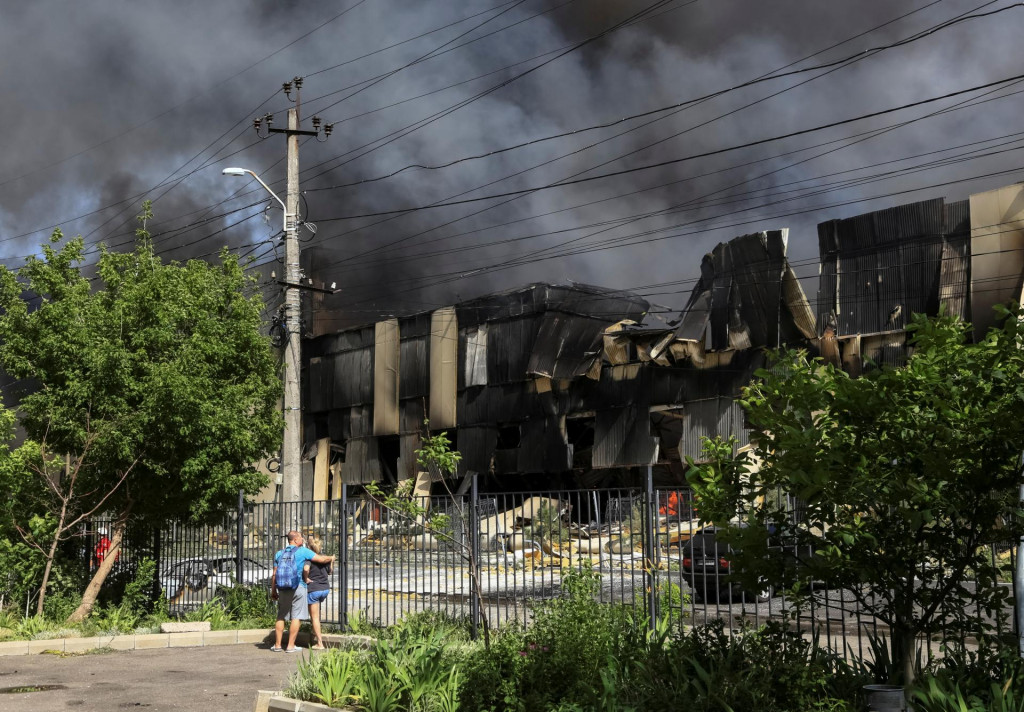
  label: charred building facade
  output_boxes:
[294,183,1024,498]
[302,230,816,493]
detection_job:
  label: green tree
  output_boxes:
[0,206,282,620]
[688,309,1024,686]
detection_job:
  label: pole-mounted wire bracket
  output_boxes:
[277,280,339,294]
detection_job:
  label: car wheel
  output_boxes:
[735,581,773,603]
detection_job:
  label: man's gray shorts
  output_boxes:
[276,587,309,621]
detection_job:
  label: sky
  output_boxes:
[3,0,1023,325]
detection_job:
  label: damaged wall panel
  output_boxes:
[373,319,400,435]
[818,198,960,337]
[593,406,660,468]
[342,437,381,484]
[527,312,607,379]
[458,426,498,475]
[517,416,573,473]
[970,184,1024,338]
[462,325,488,387]
[429,307,458,428]
[678,397,749,461]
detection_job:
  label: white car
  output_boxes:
[160,556,273,601]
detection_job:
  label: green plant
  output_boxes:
[14,614,51,639]
[356,663,405,712]
[387,609,472,643]
[913,676,1024,712]
[185,597,235,630]
[90,602,141,634]
[221,585,274,627]
[688,309,1024,686]
[121,558,156,614]
[305,649,360,708]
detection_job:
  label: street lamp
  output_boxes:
[222,167,289,232]
[222,165,302,506]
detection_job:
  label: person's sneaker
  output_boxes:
[284,647,303,653]
[270,646,283,652]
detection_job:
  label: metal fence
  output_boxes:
[101,478,1017,663]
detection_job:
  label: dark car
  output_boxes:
[681,525,774,603]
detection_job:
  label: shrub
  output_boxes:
[221,585,275,627]
[287,628,460,712]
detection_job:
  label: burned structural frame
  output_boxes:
[303,229,816,492]
[297,183,1015,497]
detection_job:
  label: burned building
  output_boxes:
[270,182,1024,501]
[815,196,971,372]
[302,230,816,494]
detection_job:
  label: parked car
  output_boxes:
[160,556,272,601]
[681,525,773,603]
[681,523,823,603]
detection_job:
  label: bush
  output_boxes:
[221,585,275,627]
[459,563,639,711]
[287,629,460,711]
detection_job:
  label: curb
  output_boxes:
[0,630,377,657]
[0,628,273,656]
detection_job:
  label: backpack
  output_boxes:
[275,546,300,589]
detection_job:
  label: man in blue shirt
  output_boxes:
[271,530,334,652]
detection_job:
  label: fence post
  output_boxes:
[644,465,658,634]
[470,473,480,641]
[151,526,162,604]
[340,483,348,632]
[236,489,245,587]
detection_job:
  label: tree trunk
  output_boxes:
[890,625,918,687]
[35,537,61,617]
[66,518,126,624]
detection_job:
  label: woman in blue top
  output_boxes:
[303,534,332,650]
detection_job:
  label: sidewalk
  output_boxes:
[0,641,303,712]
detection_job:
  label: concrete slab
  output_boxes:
[0,640,29,656]
[168,632,205,647]
[134,633,169,649]
[204,630,239,646]
[107,636,136,651]
[28,639,63,655]
[161,621,211,633]
[238,629,273,644]
[63,637,102,653]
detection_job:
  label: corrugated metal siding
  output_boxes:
[399,336,428,398]
[678,397,749,461]
[462,325,488,388]
[307,356,333,413]
[818,198,955,336]
[458,426,498,474]
[332,348,373,407]
[527,313,605,379]
[342,437,381,484]
[592,406,660,469]
[517,417,573,473]
[940,200,970,321]
[487,317,538,384]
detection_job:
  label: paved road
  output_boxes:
[0,643,303,712]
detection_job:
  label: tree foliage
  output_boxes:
[0,213,282,617]
[688,309,1024,685]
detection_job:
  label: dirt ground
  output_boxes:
[0,642,306,712]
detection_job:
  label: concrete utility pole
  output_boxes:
[243,78,334,504]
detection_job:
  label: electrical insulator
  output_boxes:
[282,81,292,98]
[311,115,322,130]
[293,76,303,90]
[264,113,274,126]
[324,123,334,137]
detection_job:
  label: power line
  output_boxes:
[317,1,1017,192]
[304,0,964,271]
[0,0,374,191]
[308,71,1024,220]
